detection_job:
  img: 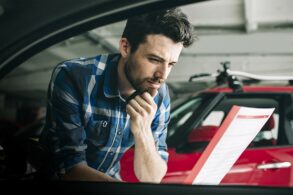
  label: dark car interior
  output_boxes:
[1,0,293,194]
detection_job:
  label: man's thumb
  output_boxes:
[148,88,158,97]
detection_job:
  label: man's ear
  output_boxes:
[119,38,131,58]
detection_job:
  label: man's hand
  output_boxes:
[125,90,167,183]
[126,91,158,137]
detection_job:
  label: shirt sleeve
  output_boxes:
[151,84,171,163]
[43,63,87,173]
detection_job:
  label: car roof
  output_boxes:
[187,62,293,94]
[207,85,293,93]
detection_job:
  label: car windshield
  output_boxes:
[168,93,217,139]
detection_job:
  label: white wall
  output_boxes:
[167,0,293,82]
[169,31,293,82]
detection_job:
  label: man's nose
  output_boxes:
[154,64,168,80]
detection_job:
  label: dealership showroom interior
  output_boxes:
[0,0,293,194]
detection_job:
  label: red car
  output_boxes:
[120,63,293,187]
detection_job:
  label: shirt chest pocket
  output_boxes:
[87,119,111,146]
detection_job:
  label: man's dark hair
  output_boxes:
[122,8,195,53]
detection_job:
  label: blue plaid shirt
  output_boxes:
[40,53,170,179]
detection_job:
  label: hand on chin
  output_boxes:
[126,91,158,138]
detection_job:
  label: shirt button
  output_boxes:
[100,168,105,172]
[102,121,108,127]
[117,130,122,135]
[109,151,114,155]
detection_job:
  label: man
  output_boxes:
[40,7,194,183]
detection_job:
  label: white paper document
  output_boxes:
[184,105,275,185]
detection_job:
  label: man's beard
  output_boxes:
[124,59,149,94]
[124,59,165,95]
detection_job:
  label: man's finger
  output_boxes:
[128,99,144,114]
[126,91,141,104]
[135,95,151,111]
[147,88,158,97]
[126,104,138,118]
[141,91,157,105]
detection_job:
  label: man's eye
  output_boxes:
[150,58,159,62]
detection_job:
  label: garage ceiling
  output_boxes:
[0,0,292,99]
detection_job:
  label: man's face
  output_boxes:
[125,34,183,95]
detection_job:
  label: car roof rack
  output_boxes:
[189,62,243,92]
[189,61,293,92]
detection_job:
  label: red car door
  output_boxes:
[223,146,293,187]
[163,148,293,187]
[163,119,293,186]
[120,144,293,186]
